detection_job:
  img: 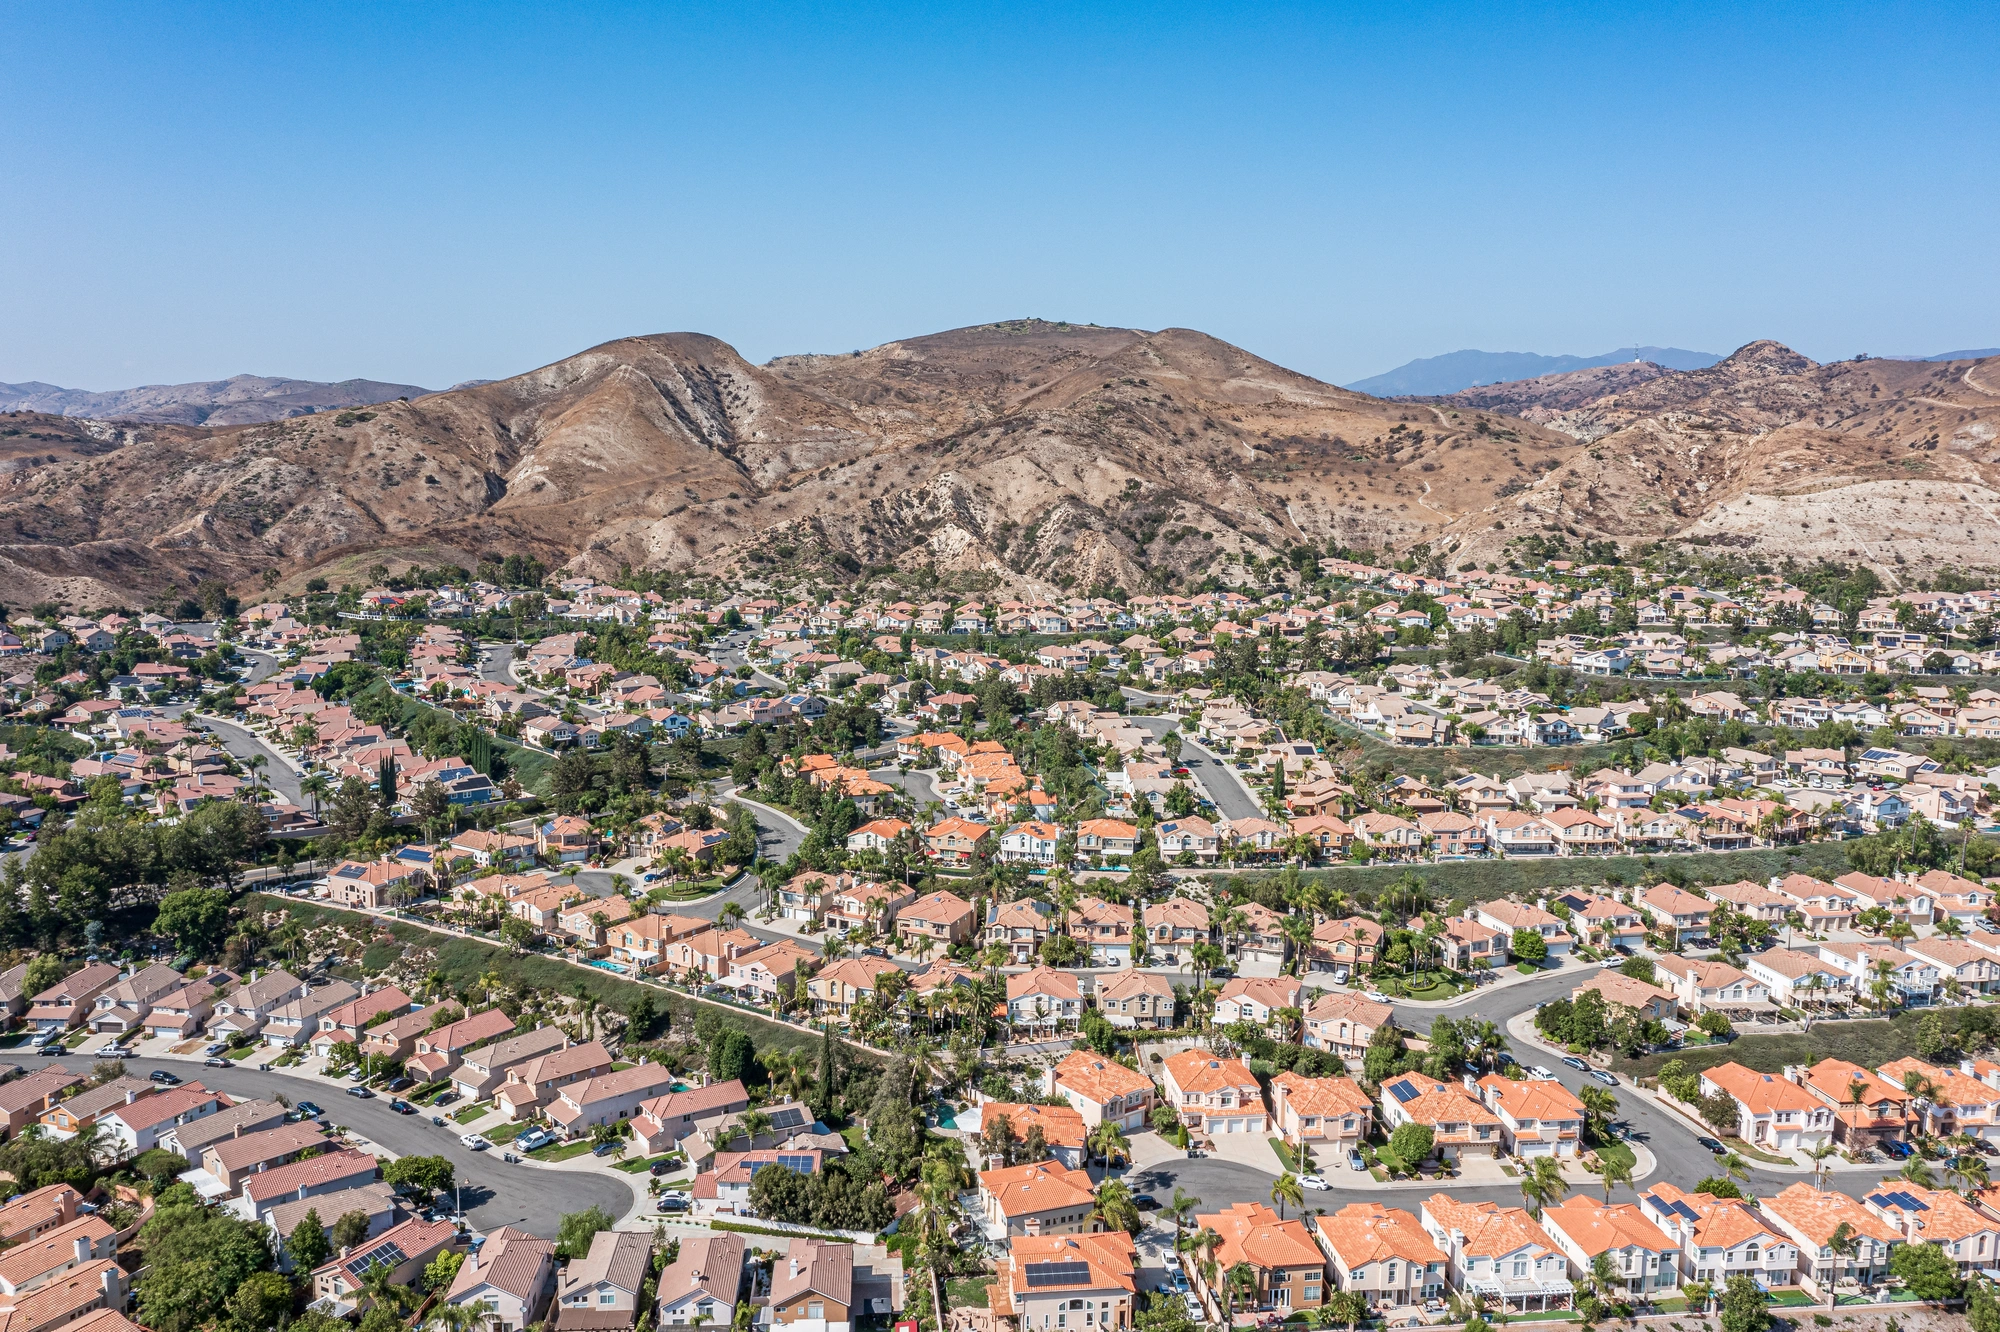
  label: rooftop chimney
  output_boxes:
[73,1235,91,1264]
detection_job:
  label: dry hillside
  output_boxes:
[4,323,1998,605]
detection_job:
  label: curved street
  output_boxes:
[107,1055,638,1237]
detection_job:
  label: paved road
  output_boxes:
[198,716,307,807]
[106,1055,637,1237]
[1119,714,1262,823]
[870,765,941,810]
[476,642,515,684]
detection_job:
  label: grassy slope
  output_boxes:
[1233,840,1851,905]
[1612,1010,1926,1078]
[251,894,831,1060]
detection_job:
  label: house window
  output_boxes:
[808,1306,823,1321]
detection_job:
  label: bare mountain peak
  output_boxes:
[1715,339,1818,375]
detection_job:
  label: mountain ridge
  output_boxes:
[0,373,435,427]
[2,322,1998,606]
[1344,345,1723,397]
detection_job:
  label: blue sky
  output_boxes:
[3,2,1995,390]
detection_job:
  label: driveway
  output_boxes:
[105,1055,637,1237]
[1116,715,1261,823]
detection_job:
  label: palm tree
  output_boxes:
[359,1258,414,1317]
[1901,1156,1937,1189]
[1806,1141,1838,1193]
[1165,1187,1201,1250]
[1087,1119,1130,1171]
[1255,1170,1302,1234]
[1825,1221,1859,1307]
[1519,1155,1568,1216]
[1226,1262,1259,1321]
[1323,1289,1368,1332]
[428,1300,485,1332]
[1956,1153,1991,1194]
[301,772,331,819]
[1596,1151,1633,1202]
[1679,1280,1713,1316]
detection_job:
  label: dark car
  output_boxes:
[150,1070,182,1085]
[592,1142,620,1157]
[296,1101,325,1119]
[390,1099,417,1115]
[384,1077,415,1093]
[432,1115,447,1127]
[432,1091,458,1106]
[1883,1140,1914,1159]
[657,1196,690,1212]
[346,1086,376,1100]
[1697,1136,1727,1155]
[650,1159,679,1176]
[1129,1194,1158,1210]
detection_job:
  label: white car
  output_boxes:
[1299,1174,1329,1190]
[460,1134,491,1151]
[1527,1065,1557,1081]
[1364,991,1392,1004]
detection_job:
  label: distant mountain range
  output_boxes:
[0,373,434,426]
[1348,343,1999,396]
[1344,347,1724,397]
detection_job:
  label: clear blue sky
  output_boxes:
[4,2,1995,391]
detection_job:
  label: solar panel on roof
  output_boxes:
[777,1154,818,1174]
[1389,1081,1420,1104]
[767,1106,809,1130]
[344,1240,408,1277]
[1024,1263,1092,1288]
[1882,1190,1929,1211]
[1669,1201,1700,1222]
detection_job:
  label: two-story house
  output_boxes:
[1092,971,1175,1030]
[1161,1049,1267,1137]
[1639,885,1714,947]
[1269,1073,1372,1153]
[1537,1197,1680,1300]
[1698,1062,1833,1155]
[1789,1058,1908,1152]
[1142,899,1213,965]
[1047,1051,1156,1133]
[1005,967,1084,1033]
[1472,901,1572,958]
[1187,1203,1326,1317]
[1757,1183,1900,1298]
[1419,1194,1572,1315]
[1650,955,1771,1019]
[1475,1075,1585,1159]
[1377,1073,1502,1161]
[1309,1204,1445,1311]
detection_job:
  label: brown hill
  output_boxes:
[4,325,1998,605]
[0,374,434,427]
[0,321,1581,604]
[1436,345,2000,581]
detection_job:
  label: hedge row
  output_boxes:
[1231,840,1853,905]
[247,894,833,1060]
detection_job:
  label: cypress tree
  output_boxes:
[812,1024,836,1121]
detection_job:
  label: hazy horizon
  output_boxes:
[4,2,1996,391]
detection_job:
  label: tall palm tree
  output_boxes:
[1596,1152,1634,1202]
[1269,1171,1304,1221]
[1806,1141,1838,1193]
[1087,1119,1130,1171]
[1519,1155,1569,1216]
[1165,1188,1201,1250]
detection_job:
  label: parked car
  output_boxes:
[1347,1151,1366,1172]
[1697,1136,1727,1155]
[150,1070,182,1085]
[1129,1194,1158,1209]
[1527,1066,1557,1081]
[656,1196,690,1212]
[203,1057,230,1068]
[203,1043,228,1056]
[515,1129,555,1153]
[461,1134,491,1151]
[296,1101,325,1119]
[346,1086,376,1100]
[650,1159,680,1176]
[432,1091,458,1106]
[1299,1175,1329,1191]
[390,1099,417,1115]
[1589,1070,1620,1087]
[592,1142,620,1157]
[1364,991,1392,1004]
[384,1077,415,1093]
[1560,1056,1589,1072]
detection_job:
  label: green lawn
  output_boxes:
[485,1122,527,1144]
[614,1154,675,1174]
[226,1045,258,1061]
[1270,1139,1302,1173]
[944,1279,992,1309]
[1723,1136,1797,1166]
[452,1102,490,1124]
[1593,1141,1637,1173]
[529,1139,597,1163]
[1614,1010,1929,1078]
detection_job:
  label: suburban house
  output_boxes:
[1474,1076,1585,1159]
[977,1160,1101,1238]
[1639,885,1714,947]
[545,1064,680,1139]
[655,1234,745,1329]
[553,1229,652,1330]
[1185,1202,1327,1318]
[990,1232,1136,1332]
[1697,1062,1833,1155]
[1046,1050,1156,1133]
[1756,1183,1900,1297]
[1377,1073,1503,1161]
[1092,970,1175,1030]
[629,1081,751,1155]
[1212,976,1305,1027]
[1302,992,1394,1062]
[894,890,975,950]
[1472,902,1572,957]
[1308,1204,1447,1311]
[1650,955,1772,1018]
[453,1027,571,1103]
[1789,1059,1909,1151]
[1536,1198,1680,1300]
[444,1225,557,1332]
[1268,1073,1372,1152]
[1005,967,1084,1033]
[1418,1195,1572,1315]
[1161,1049,1267,1137]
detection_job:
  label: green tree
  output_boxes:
[1891,1240,1962,1302]
[382,1154,455,1203]
[224,1271,295,1330]
[154,885,232,957]
[136,1203,276,1331]
[425,1249,466,1293]
[1383,1122,1434,1173]
[286,1208,331,1271]
[332,1210,373,1252]
[1268,1172,1304,1220]
[1718,1273,1771,1332]
[1511,928,1548,965]
[556,1205,615,1259]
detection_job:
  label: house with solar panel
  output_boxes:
[1636,1182,1798,1292]
[1756,1182,1900,1299]
[444,1225,557,1332]
[695,1149,826,1216]
[1862,1182,2000,1277]
[1376,1072,1502,1161]
[310,1216,460,1316]
[987,1231,1138,1332]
